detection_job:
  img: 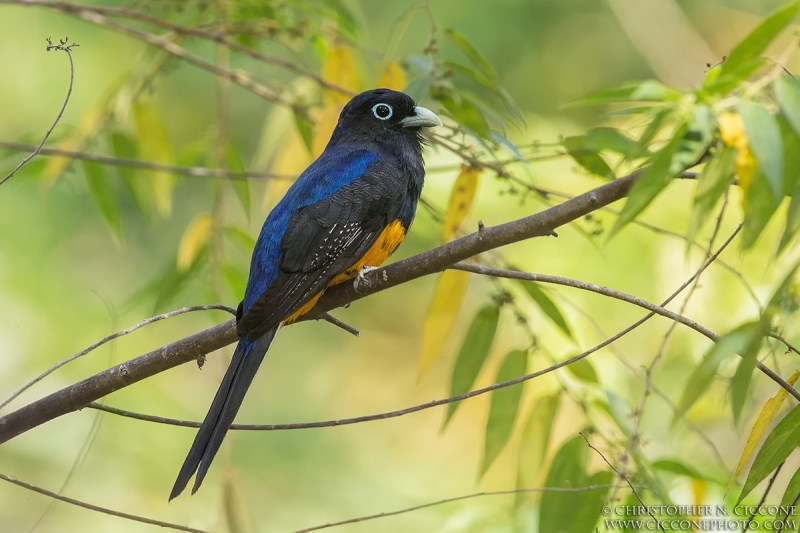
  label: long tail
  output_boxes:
[169,326,278,500]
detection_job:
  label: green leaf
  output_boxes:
[519,281,573,338]
[776,76,800,139]
[444,304,500,425]
[610,124,686,238]
[585,127,636,155]
[82,160,123,238]
[567,358,599,384]
[435,90,491,139]
[562,135,615,180]
[742,171,781,250]
[722,2,800,77]
[729,327,765,424]
[443,61,524,126]
[222,262,247,298]
[781,464,800,507]
[516,394,560,507]
[566,80,681,107]
[226,144,251,220]
[481,349,528,476]
[704,58,768,96]
[625,108,672,161]
[653,459,708,480]
[539,437,611,533]
[779,115,800,197]
[110,131,152,220]
[739,403,800,503]
[294,110,314,155]
[604,391,635,438]
[444,28,499,85]
[738,99,783,199]
[571,471,613,533]
[224,226,256,253]
[674,322,761,425]
[688,145,736,243]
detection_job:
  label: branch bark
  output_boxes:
[0,172,641,444]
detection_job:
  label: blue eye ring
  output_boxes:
[372,103,393,120]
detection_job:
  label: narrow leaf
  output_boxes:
[741,171,781,250]
[739,403,800,503]
[110,131,153,220]
[729,370,800,494]
[322,45,360,105]
[444,28,499,84]
[567,358,599,384]
[674,322,761,425]
[481,350,528,476]
[585,127,636,155]
[775,76,800,139]
[722,2,800,76]
[738,99,783,199]
[516,394,560,507]
[83,160,123,238]
[444,304,501,425]
[780,464,800,507]
[418,270,471,379]
[177,214,213,272]
[653,459,707,480]
[226,144,250,220]
[566,80,681,107]
[610,125,685,238]
[688,145,736,243]
[539,436,589,533]
[562,135,615,180]
[519,281,573,338]
[442,166,481,242]
[134,101,175,216]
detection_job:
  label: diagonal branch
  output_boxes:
[0,171,698,443]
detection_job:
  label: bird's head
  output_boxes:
[328,89,442,149]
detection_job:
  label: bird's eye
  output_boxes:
[372,103,393,120]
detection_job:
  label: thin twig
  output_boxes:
[0,304,235,411]
[0,472,209,533]
[288,484,631,533]
[321,314,360,337]
[4,0,355,96]
[580,432,664,533]
[0,37,76,187]
[449,258,800,401]
[0,141,293,180]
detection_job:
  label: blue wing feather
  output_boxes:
[243,147,378,311]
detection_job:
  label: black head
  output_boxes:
[327,89,441,149]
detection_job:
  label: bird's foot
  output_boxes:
[353,266,378,294]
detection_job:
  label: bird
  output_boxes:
[169,88,441,499]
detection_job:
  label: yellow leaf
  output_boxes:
[418,269,470,379]
[378,61,407,91]
[263,130,311,209]
[442,166,481,242]
[134,101,176,216]
[312,104,341,158]
[43,108,103,186]
[177,214,213,272]
[718,112,757,199]
[322,45,359,106]
[726,369,800,495]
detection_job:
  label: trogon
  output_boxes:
[170,89,441,499]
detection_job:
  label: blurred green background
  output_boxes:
[1,0,799,532]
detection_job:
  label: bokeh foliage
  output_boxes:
[3,1,800,533]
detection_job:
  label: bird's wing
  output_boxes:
[237,162,407,341]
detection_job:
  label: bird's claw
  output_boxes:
[353,265,378,293]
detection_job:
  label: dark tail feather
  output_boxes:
[169,327,278,500]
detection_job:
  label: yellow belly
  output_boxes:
[282,220,407,324]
